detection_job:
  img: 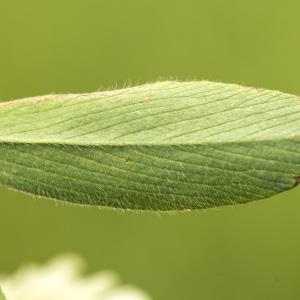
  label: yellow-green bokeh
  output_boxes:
[1,1,300,299]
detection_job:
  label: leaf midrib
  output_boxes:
[0,136,299,147]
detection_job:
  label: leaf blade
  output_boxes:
[0,81,299,210]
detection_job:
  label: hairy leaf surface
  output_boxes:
[0,81,299,210]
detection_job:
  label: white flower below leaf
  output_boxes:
[0,255,152,300]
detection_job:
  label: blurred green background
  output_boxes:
[1,1,300,299]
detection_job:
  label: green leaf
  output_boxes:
[0,81,299,210]
[0,288,6,300]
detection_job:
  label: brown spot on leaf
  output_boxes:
[294,177,300,187]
